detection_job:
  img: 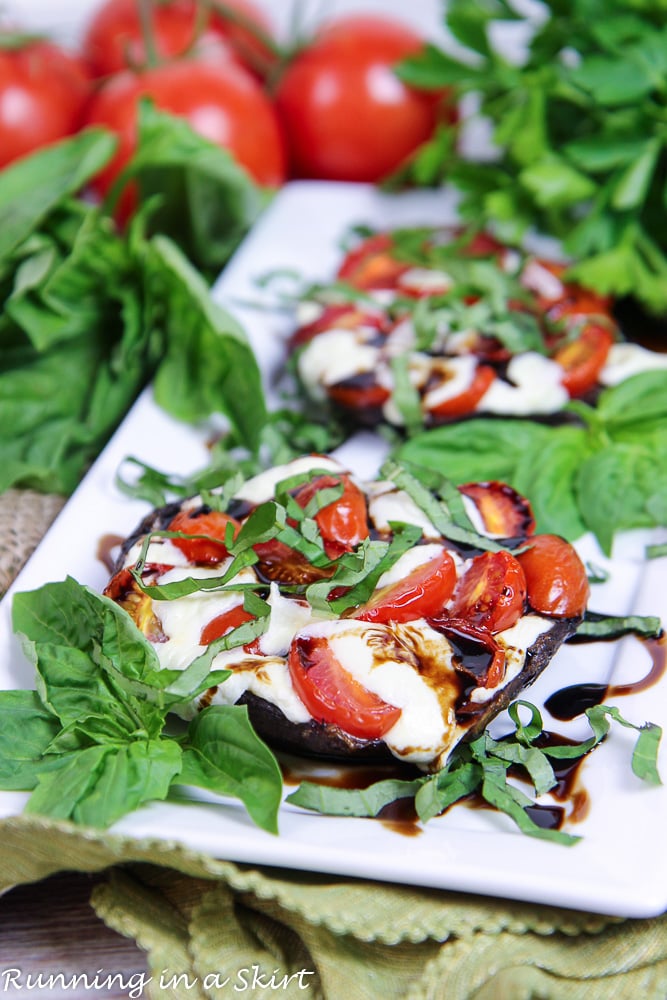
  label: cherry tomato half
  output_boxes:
[274,15,454,183]
[517,534,590,618]
[82,0,277,80]
[0,40,90,169]
[459,482,536,539]
[449,550,527,634]
[288,631,402,739]
[553,323,615,397]
[168,508,240,565]
[355,549,457,624]
[294,474,369,558]
[336,234,408,289]
[200,603,260,653]
[289,303,388,348]
[328,378,391,414]
[428,365,496,420]
[84,59,286,205]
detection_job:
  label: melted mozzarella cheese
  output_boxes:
[376,544,447,589]
[397,267,453,295]
[366,482,439,538]
[421,355,480,412]
[469,614,554,703]
[520,259,564,301]
[481,352,569,414]
[235,455,344,505]
[599,342,667,386]
[297,329,379,398]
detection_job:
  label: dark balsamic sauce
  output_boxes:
[96,533,125,574]
[545,635,667,722]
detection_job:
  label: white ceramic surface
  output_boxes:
[0,182,665,918]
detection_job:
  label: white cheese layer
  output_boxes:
[235,454,344,505]
[297,329,379,398]
[599,342,667,385]
[480,353,569,414]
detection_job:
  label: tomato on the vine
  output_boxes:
[82,0,277,79]
[83,58,286,202]
[274,15,455,183]
[517,534,590,618]
[288,632,402,740]
[0,39,90,169]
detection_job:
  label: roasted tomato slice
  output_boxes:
[288,632,402,739]
[200,604,260,653]
[328,375,391,413]
[337,234,408,290]
[449,550,527,633]
[168,509,241,565]
[354,549,457,624]
[428,364,496,420]
[103,566,167,642]
[290,303,387,348]
[294,473,369,557]
[429,616,506,689]
[553,323,615,397]
[460,481,536,539]
[517,534,589,618]
[253,538,333,585]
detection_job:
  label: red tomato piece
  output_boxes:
[517,534,590,618]
[553,323,615,397]
[0,40,90,169]
[355,549,457,624]
[168,509,240,565]
[328,378,391,413]
[337,234,409,290]
[428,365,496,420]
[252,538,333,586]
[294,474,369,557]
[84,59,286,210]
[200,603,260,653]
[274,15,455,183]
[459,482,536,539]
[289,303,387,348]
[82,0,277,80]
[450,551,527,634]
[429,617,506,689]
[288,633,402,739]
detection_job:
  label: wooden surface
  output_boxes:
[0,872,147,997]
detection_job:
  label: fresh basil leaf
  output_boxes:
[646,543,667,560]
[576,443,657,554]
[596,370,667,429]
[112,101,265,278]
[512,427,591,541]
[326,523,423,615]
[25,739,182,828]
[179,705,282,834]
[287,777,424,818]
[149,235,267,451]
[0,129,116,263]
[575,612,662,640]
[0,690,61,789]
[415,760,481,823]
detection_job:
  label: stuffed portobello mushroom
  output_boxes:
[105,456,589,769]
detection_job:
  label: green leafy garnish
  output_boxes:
[395,371,667,553]
[288,700,662,843]
[396,0,667,317]
[0,578,282,832]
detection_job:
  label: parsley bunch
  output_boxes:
[398,0,667,316]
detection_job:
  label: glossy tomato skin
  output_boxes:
[169,508,240,565]
[288,632,402,740]
[84,59,286,199]
[274,15,453,182]
[82,0,276,79]
[355,549,457,624]
[294,474,369,557]
[450,550,527,634]
[0,40,90,169]
[517,534,590,618]
[459,482,536,539]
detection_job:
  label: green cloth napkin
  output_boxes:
[1,489,667,999]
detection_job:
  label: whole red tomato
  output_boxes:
[82,0,277,79]
[274,15,455,182]
[0,39,90,169]
[83,58,286,200]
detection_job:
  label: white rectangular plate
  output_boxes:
[1,182,666,917]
